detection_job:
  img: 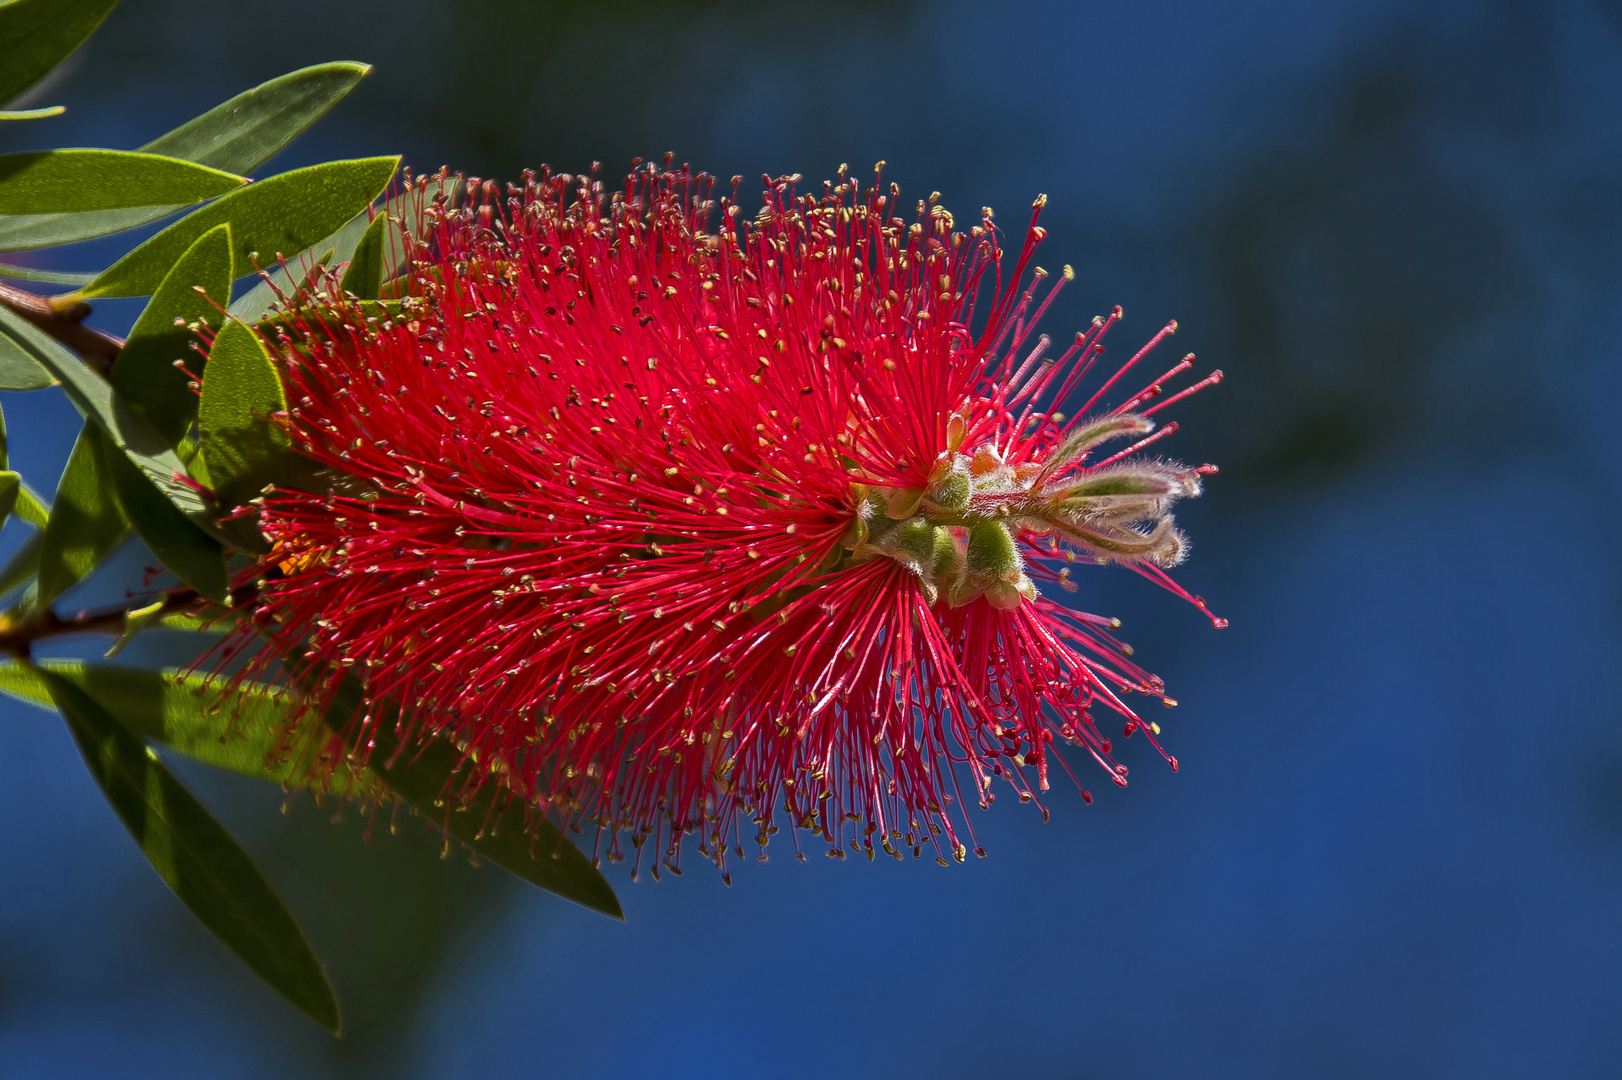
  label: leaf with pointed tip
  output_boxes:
[99,429,228,602]
[0,306,211,528]
[198,320,288,509]
[110,223,233,446]
[0,105,64,120]
[82,156,400,299]
[156,610,226,633]
[231,172,451,321]
[143,62,371,174]
[40,668,342,1033]
[0,660,377,797]
[0,62,373,254]
[0,261,93,285]
[12,478,46,527]
[37,424,129,607]
[0,0,121,107]
[322,675,623,918]
[338,211,387,299]
[0,150,244,214]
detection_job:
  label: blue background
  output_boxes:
[3,0,1621,1076]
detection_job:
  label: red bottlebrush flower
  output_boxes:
[238,162,1224,878]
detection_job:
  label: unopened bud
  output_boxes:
[1037,414,1155,480]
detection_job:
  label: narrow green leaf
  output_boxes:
[40,668,342,1033]
[231,173,450,321]
[0,63,371,254]
[0,308,54,389]
[0,393,6,466]
[374,723,625,918]
[0,150,244,214]
[0,470,17,526]
[142,62,372,174]
[198,320,288,508]
[323,675,623,918]
[0,306,211,526]
[0,0,121,107]
[0,205,189,255]
[0,530,41,599]
[155,609,226,632]
[337,211,387,299]
[0,660,375,796]
[0,261,94,284]
[0,104,64,120]
[82,156,400,299]
[110,223,233,445]
[13,478,46,527]
[36,423,129,606]
[99,430,228,602]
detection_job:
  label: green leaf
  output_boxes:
[0,0,121,107]
[0,63,371,254]
[36,423,129,607]
[0,150,244,214]
[0,660,375,797]
[198,320,288,508]
[0,393,6,466]
[323,675,623,919]
[39,667,342,1033]
[230,173,450,322]
[229,247,331,324]
[0,261,94,285]
[0,205,190,255]
[0,306,211,526]
[82,156,400,299]
[110,223,233,445]
[100,430,229,602]
[0,530,41,599]
[0,308,54,389]
[142,62,371,175]
[0,105,64,120]
[338,211,387,299]
[0,470,17,526]
[156,609,226,633]
[12,478,46,527]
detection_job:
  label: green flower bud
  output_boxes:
[1036,413,1155,481]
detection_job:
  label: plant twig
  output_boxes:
[0,583,257,659]
[0,281,123,373]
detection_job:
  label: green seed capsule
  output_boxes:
[891,516,937,568]
[924,459,970,514]
[964,520,1020,579]
[931,526,962,581]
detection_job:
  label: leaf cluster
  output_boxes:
[0,0,619,1034]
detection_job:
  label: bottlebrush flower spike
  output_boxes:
[232,161,1224,879]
